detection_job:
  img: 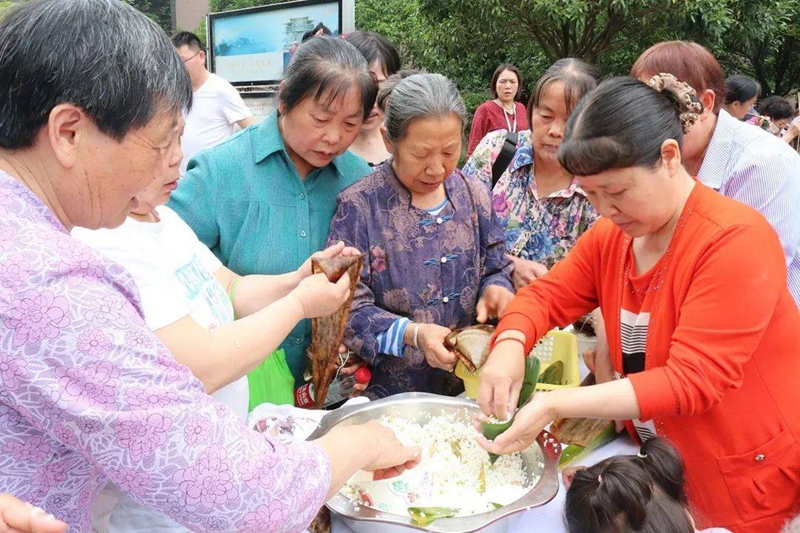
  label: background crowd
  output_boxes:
[0,1,799,533]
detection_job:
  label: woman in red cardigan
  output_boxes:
[477,75,800,533]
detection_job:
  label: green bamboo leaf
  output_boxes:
[407,507,459,526]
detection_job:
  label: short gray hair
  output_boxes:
[0,0,192,149]
[384,73,466,143]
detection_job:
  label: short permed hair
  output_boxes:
[0,0,192,150]
[758,96,794,122]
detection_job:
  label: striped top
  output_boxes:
[698,109,800,306]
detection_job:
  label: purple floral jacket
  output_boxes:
[0,171,329,532]
[327,163,513,398]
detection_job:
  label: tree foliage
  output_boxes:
[0,0,20,17]
[122,0,172,33]
[193,0,799,97]
[408,0,799,96]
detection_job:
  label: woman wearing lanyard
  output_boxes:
[477,76,800,533]
[466,63,528,157]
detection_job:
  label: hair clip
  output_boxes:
[597,474,603,483]
[647,73,704,133]
[637,451,648,459]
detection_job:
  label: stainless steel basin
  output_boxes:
[308,393,562,533]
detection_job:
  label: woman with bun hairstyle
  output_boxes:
[476,76,800,533]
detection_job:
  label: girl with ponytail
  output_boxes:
[476,75,800,532]
[564,438,710,533]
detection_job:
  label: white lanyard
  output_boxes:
[503,106,517,132]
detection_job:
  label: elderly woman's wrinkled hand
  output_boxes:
[298,241,362,278]
[0,493,68,533]
[361,421,422,481]
[475,393,555,456]
[476,285,515,323]
[415,323,458,371]
[292,272,351,318]
[477,334,526,420]
[506,255,548,289]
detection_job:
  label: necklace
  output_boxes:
[501,103,517,132]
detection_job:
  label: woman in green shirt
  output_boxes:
[169,36,375,391]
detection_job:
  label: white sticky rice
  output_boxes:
[341,410,538,517]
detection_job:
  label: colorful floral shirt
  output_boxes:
[743,112,781,135]
[0,171,329,532]
[327,163,513,398]
[462,130,599,269]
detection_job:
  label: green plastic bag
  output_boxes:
[247,349,295,411]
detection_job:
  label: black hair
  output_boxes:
[279,36,376,122]
[171,30,204,53]
[724,74,760,105]
[0,0,192,150]
[758,95,794,121]
[376,69,421,111]
[344,31,402,78]
[490,63,523,100]
[558,77,688,176]
[301,22,332,43]
[528,58,601,127]
[564,437,693,533]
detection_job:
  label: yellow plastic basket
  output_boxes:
[456,329,580,399]
[531,329,580,392]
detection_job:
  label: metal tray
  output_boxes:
[308,393,562,533]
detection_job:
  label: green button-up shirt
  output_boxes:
[169,110,371,384]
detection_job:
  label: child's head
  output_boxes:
[564,437,693,533]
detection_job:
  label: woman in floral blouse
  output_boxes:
[327,73,515,398]
[463,59,601,288]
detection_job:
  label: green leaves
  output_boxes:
[518,356,541,408]
[538,360,564,386]
[407,507,460,526]
[481,417,514,465]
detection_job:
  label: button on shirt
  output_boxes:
[168,111,371,383]
[698,110,800,306]
[327,163,514,398]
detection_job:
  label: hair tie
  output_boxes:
[637,451,648,459]
[647,73,704,134]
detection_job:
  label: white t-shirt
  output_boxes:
[74,206,249,533]
[180,73,252,175]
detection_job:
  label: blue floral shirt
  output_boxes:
[463,130,598,268]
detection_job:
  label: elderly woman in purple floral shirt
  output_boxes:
[328,73,515,398]
[0,2,419,532]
